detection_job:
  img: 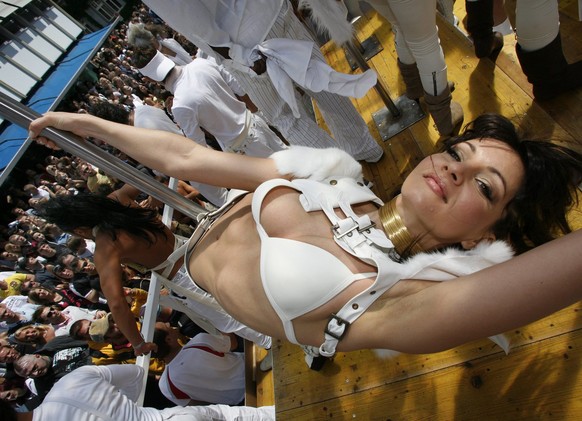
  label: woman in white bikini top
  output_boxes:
[29,112,582,357]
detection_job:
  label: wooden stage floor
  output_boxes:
[252,2,582,420]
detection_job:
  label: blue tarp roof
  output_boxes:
[0,21,117,176]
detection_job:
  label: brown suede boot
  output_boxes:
[397,60,424,101]
[397,60,456,101]
[424,85,464,137]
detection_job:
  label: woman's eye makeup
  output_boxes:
[447,144,495,202]
[477,179,493,201]
[446,146,461,161]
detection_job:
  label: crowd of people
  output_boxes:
[1,0,581,419]
[0,3,275,418]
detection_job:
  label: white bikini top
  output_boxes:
[252,177,514,357]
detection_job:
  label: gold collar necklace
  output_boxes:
[378,196,424,256]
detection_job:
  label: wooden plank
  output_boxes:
[277,328,582,420]
[455,0,582,144]
[244,340,257,406]
[254,346,274,406]
[273,303,582,412]
[244,341,275,407]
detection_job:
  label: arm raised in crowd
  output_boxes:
[29,112,282,192]
[93,236,156,356]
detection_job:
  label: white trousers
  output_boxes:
[367,0,448,96]
[169,266,273,349]
[226,0,383,162]
[189,112,286,207]
[515,0,559,51]
[226,112,287,157]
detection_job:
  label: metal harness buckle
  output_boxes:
[332,220,376,239]
[324,313,351,340]
[332,223,358,239]
[357,221,376,233]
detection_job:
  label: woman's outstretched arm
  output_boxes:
[28,112,282,192]
[363,229,582,354]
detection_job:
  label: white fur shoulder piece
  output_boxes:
[271,146,363,181]
[405,240,514,282]
[372,241,515,359]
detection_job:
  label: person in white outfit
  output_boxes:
[32,305,104,337]
[1,364,275,421]
[135,48,287,206]
[155,325,245,406]
[132,103,183,134]
[128,22,193,66]
[141,0,384,163]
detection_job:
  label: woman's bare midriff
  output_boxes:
[187,187,436,347]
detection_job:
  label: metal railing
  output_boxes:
[0,91,207,219]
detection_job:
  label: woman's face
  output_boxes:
[400,138,525,249]
[16,326,43,342]
[32,287,52,300]
[32,232,45,242]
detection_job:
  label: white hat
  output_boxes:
[138,50,175,82]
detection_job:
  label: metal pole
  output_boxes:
[345,39,401,118]
[135,178,178,406]
[0,91,207,219]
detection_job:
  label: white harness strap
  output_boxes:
[316,188,515,356]
[316,191,404,357]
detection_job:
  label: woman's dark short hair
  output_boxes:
[443,114,582,253]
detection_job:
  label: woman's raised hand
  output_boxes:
[28,112,88,150]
